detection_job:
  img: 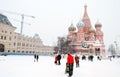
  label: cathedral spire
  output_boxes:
[82,4,91,33]
[82,4,89,20]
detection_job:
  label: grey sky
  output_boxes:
[0,0,120,49]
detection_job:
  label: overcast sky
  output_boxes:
[0,0,120,49]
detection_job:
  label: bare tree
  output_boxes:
[53,36,75,54]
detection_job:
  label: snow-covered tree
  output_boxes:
[53,36,75,54]
[108,44,116,56]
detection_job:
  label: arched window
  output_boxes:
[4,36,6,40]
[0,44,4,52]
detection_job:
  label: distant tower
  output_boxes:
[76,20,85,42]
[82,4,91,34]
[68,22,76,41]
[89,27,95,41]
[95,21,104,43]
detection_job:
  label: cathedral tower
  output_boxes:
[68,22,76,41]
[95,21,104,43]
[67,4,105,56]
[82,4,91,34]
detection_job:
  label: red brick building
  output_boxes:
[68,4,105,56]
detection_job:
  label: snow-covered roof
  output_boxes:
[0,14,13,26]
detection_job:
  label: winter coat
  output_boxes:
[57,55,61,60]
[55,55,58,62]
[75,56,79,63]
[67,54,74,64]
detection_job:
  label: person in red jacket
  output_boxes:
[75,54,79,67]
[54,55,58,64]
[67,53,74,77]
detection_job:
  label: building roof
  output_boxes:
[0,14,13,26]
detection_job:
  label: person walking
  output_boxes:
[36,54,39,62]
[97,56,101,60]
[66,53,74,77]
[75,54,79,67]
[82,55,86,60]
[57,54,61,65]
[88,55,94,61]
[34,54,37,62]
[54,54,58,64]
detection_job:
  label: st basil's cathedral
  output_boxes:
[67,4,105,56]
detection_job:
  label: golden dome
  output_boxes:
[89,27,95,33]
[68,23,76,31]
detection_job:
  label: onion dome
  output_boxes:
[89,27,95,33]
[68,23,76,31]
[95,20,102,27]
[76,20,85,28]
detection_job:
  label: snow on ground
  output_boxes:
[0,55,120,77]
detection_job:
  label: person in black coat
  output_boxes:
[36,55,39,62]
[88,55,94,61]
[57,54,61,65]
[34,54,37,62]
[82,55,86,60]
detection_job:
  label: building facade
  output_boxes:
[0,14,54,55]
[68,5,105,56]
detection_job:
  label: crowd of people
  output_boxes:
[34,54,39,62]
[54,53,102,77]
[33,53,102,77]
[54,53,79,77]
